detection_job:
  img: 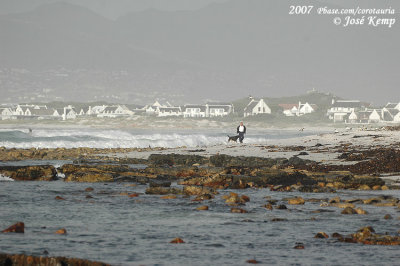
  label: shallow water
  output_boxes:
[0,181,399,265]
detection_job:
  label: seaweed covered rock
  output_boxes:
[0,253,110,266]
[2,222,24,233]
[209,154,287,168]
[0,165,57,181]
[145,187,183,195]
[319,226,400,245]
[148,154,207,166]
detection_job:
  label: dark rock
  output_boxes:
[55,228,67,234]
[287,156,313,167]
[2,222,24,233]
[246,259,261,264]
[341,207,357,214]
[311,209,335,213]
[0,253,110,265]
[0,165,57,181]
[294,243,305,249]
[170,237,185,244]
[149,153,207,166]
[149,180,171,188]
[183,186,215,196]
[263,204,273,210]
[271,218,287,222]
[193,194,213,201]
[287,197,305,205]
[145,187,182,195]
[335,226,400,245]
[209,154,285,168]
[329,196,341,204]
[332,232,343,238]
[384,214,393,220]
[231,207,248,213]
[314,232,329,238]
[196,205,209,211]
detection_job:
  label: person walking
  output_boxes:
[237,121,246,143]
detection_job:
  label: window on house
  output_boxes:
[258,107,261,112]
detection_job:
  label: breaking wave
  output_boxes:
[0,128,314,149]
[0,174,14,181]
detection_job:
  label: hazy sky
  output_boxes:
[0,0,398,105]
[0,0,230,18]
[2,0,399,19]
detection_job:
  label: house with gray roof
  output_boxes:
[381,108,400,122]
[327,100,365,122]
[243,98,271,117]
[384,102,400,111]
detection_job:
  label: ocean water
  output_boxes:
[0,128,317,149]
[0,181,399,265]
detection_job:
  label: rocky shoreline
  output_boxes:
[1,147,399,192]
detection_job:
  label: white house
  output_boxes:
[145,100,172,115]
[158,107,182,117]
[97,105,133,118]
[280,102,316,116]
[298,102,316,115]
[145,105,157,114]
[152,100,171,108]
[183,105,207,118]
[13,105,35,118]
[347,110,358,123]
[64,108,77,120]
[78,106,94,116]
[243,98,271,117]
[369,109,381,123]
[0,108,14,120]
[14,105,25,116]
[52,109,62,118]
[207,103,234,117]
[98,106,119,118]
[381,108,399,122]
[394,111,400,123]
[279,104,298,117]
[327,100,364,122]
[358,109,381,124]
[91,105,107,115]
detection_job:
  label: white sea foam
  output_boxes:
[0,128,312,149]
[0,174,14,181]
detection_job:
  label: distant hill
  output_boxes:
[0,0,398,104]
